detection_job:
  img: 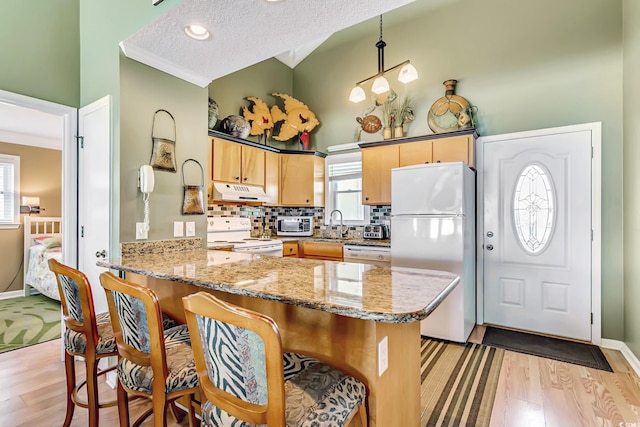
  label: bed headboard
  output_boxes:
[23,216,62,296]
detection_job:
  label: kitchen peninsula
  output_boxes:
[98,250,460,427]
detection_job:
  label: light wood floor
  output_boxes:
[1,329,639,427]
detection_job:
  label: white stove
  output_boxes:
[207,217,283,256]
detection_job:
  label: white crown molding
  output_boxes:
[275,36,331,69]
[119,41,211,88]
[601,338,640,378]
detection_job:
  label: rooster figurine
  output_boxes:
[270,93,320,148]
[242,96,274,144]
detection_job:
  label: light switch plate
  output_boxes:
[186,221,195,237]
[136,222,148,240]
[173,221,184,237]
[378,336,388,376]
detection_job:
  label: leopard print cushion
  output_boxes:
[117,325,198,394]
[201,352,366,427]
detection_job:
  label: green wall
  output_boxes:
[293,0,625,341]
[623,0,640,357]
[0,0,79,107]
[120,56,207,242]
[208,58,294,150]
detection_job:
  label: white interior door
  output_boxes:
[78,96,111,315]
[482,125,595,341]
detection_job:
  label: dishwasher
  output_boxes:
[343,245,391,266]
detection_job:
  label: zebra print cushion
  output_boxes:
[57,274,83,322]
[64,312,116,355]
[195,313,366,427]
[117,325,198,394]
[112,291,151,354]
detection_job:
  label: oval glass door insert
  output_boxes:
[513,164,555,254]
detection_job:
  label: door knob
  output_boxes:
[486,244,494,251]
[95,250,107,258]
[486,231,494,238]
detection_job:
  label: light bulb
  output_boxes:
[184,24,210,41]
[398,63,418,83]
[371,76,390,94]
[349,86,366,103]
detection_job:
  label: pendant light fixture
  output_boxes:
[348,15,418,103]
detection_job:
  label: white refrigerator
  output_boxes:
[391,162,476,343]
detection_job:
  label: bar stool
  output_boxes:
[99,272,199,427]
[183,291,368,427]
[48,259,119,427]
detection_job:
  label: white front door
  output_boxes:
[78,96,111,315]
[482,124,597,341]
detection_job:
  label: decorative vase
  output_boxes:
[427,79,474,133]
[393,125,404,139]
[383,127,392,140]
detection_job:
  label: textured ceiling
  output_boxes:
[120,0,415,87]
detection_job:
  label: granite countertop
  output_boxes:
[98,249,458,324]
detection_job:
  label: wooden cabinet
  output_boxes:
[362,145,399,205]
[264,151,280,205]
[399,140,432,166]
[280,154,325,207]
[282,241,299,257]
[361,129,477,205]
[299,241,343,261]
[211,138,265,186]
[432,134,475,167]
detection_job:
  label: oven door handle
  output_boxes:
[234,245,282,254]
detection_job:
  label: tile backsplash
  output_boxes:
[207,203,391,238]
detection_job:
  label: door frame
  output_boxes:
[476,122,602,344]
[0,89,78,268]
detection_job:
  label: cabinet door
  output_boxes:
[212,138,241,183]
[241,145,265,186]
[281,154,314,206]
[264,151,279,205]
[432,135,475,167]
[283,241,299,257]
[362,145,399,205]
[399,140,432,166]
[312,156,325,208]
[299,241,343,261]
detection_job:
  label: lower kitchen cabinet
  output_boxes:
[283,241,299,257]
[298,241,343,261]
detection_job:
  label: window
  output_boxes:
[325,152,369,225]
[0,154,20,228]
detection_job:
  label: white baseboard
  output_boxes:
[0,290,26,300]
[601,338,640,378]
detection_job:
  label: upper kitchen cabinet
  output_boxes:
[280,154,325,207]
[362,145,399,205]
[263,150,280,205]
[360,129,477,205]
[211,137,265,187]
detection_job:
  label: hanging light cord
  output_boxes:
[376,15,386,74]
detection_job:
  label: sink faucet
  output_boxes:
[329,209,348,237]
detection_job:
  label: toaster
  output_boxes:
[363,224,388,240]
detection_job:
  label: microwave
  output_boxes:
[276,216,313,236]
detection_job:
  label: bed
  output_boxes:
[23,216,62,301]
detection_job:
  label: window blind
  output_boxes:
[0,155,18,224]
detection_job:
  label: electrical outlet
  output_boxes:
[136,222,148,240]
[378,336,388,376]
[186,221,195,237]
[173,221,184,237]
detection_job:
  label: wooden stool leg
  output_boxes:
[153,396,169,427]
[169,400,185,423]
[86,357,99,427]
[358,403,368,427]
[117,380,130,427]
[63,352,76,427]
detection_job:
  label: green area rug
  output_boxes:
[0,294,61,353]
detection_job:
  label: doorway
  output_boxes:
[477,123,602,343]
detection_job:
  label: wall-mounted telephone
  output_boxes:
[139,165,155,233]
[139,165,155,194]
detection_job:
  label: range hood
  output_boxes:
[212,182,270,203]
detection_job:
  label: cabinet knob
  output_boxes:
[243,177,248,181]
[436,160,441,163]
[365,196,369,201]
[234,176,240,181]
